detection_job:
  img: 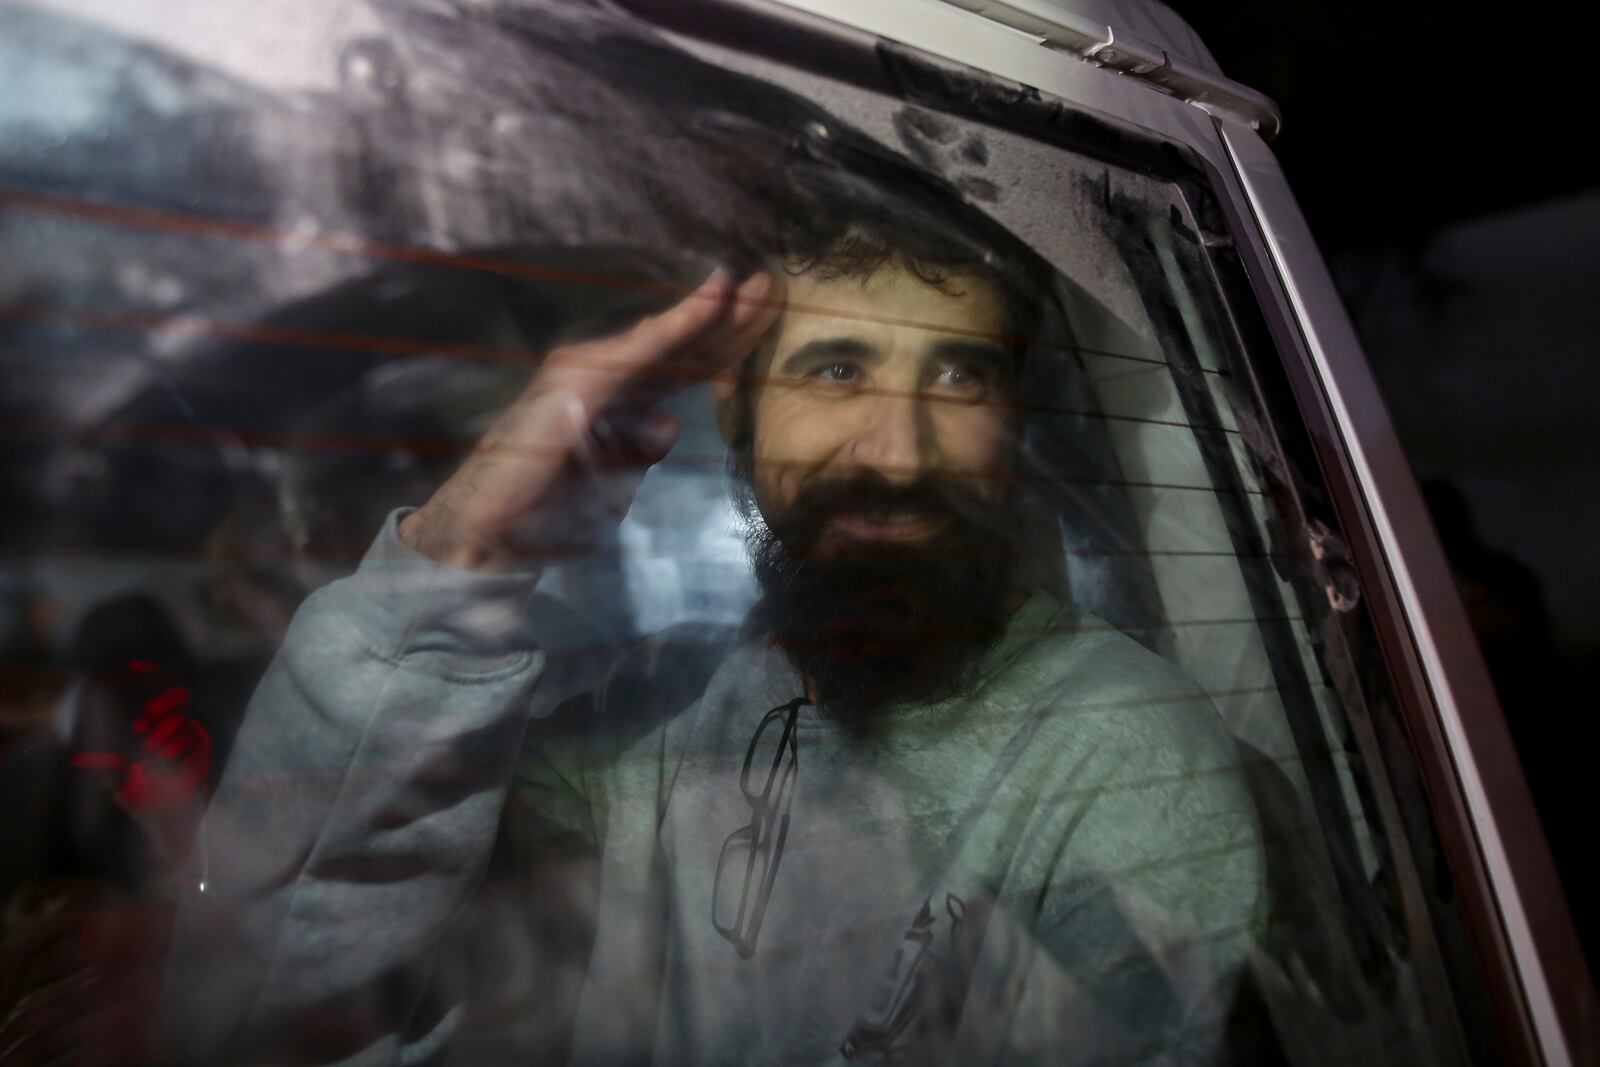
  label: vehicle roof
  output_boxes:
[959,0,1225,76]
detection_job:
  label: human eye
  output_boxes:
[810,361,861,387]
[930,360,994,401]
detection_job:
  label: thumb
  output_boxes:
[636,410,680,463]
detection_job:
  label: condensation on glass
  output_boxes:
[0,1,1491,1065]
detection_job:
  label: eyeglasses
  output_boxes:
[712,696,808,958]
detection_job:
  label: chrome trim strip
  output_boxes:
[1215,122,1576,1067]
[712,0,1240,180]
[928,0,1282,138]
[758,0,1280,138]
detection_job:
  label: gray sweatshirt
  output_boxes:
[165,511,1264,1066]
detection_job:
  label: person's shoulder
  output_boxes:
[994,592,1204,706]
[990,594,1237,775]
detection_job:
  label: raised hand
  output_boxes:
[399,268,779,571]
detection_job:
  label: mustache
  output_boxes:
[771,473,994,546]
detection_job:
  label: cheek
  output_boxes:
[748,388,832,510]
[934,409,1014,498]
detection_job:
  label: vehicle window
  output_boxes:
[0,2,1494,1064]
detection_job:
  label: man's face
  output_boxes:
[724,260,1023,712]
[746,263,1016,553]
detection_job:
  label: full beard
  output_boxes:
[745,474,1018,717]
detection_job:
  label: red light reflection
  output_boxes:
[69,662,213,812]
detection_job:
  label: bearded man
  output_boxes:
[165,216,1265,1066]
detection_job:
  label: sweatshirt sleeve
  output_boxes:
[163,510,553,1066]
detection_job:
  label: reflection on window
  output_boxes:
[0,2,1487,1065]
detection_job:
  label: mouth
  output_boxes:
[826,511,951,544]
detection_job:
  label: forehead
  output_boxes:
[773,264,1008,351]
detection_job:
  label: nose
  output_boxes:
[847,389,927,486]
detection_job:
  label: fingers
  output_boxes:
[620,267,735,359]
[543,268,733,396]
[729,269,784,340]
[700,271,782,370]
[691,270,781,363]
[547,268,781,408]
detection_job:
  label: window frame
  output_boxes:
[609,0,1596,1063]
[1210,123,1596,1067]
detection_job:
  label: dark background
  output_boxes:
[1170,0,1597,973]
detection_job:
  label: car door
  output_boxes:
[0,0,1592,1064]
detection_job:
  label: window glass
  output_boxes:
[0,2,1492,1064]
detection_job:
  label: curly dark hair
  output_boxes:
[712,121,1060,472]
[772,183,1048,364]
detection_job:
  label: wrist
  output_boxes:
[397,506,498,570]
